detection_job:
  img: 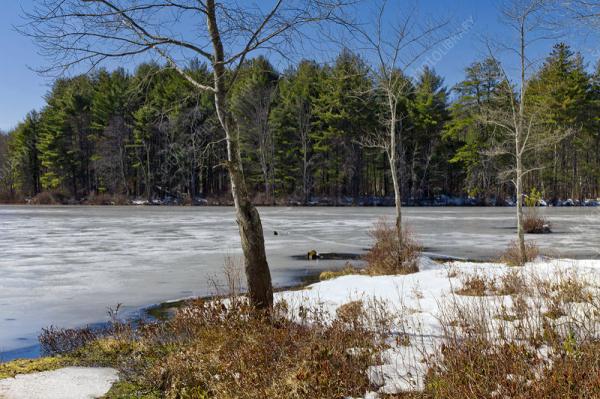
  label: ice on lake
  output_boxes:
[0,205,599,357]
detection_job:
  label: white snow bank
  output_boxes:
[0,367,118,399]
[276,256,600,395]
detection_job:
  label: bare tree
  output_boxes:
[482,0,564,264]
[564,1,600,23]
[23,0,350,310]
[352,0,449,241]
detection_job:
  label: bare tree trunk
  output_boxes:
[145,143,151,202]
[390,153,402,241]
[388,108,403,242]
[207,0,273,309]
[419,142,434,198]
[302,145,309,203]
[516,147,526,263]
[260,151,270,203]
[410,143,419,202]
[516,19,526,264]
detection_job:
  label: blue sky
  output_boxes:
[1,0,598,132]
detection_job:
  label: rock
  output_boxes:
[307,249,320,260]
[0,367,118,399]
[542,224,552,233]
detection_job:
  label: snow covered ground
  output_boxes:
[0,367,118,399]
[277,256,600,395]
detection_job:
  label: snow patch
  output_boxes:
[0,367,118,399]
[277,256,600,395]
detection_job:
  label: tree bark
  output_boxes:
[390,152,403,241]
[207,0,273,310]
[388,103,403,242]
[516,19,527,265]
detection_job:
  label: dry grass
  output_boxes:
[500,240,540,266]
[417,266,600,399]
[497,269,527,296]
[422,337,600,398]
[39,299,387,399]
[454,273,494,296]
[319,263,360,281]
[364,219,422,275]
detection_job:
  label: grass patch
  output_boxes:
[500,240,540,266]
[0,357,68,379]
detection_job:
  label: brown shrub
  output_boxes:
[418,266,600,399]
[500,240,540,266]
[455,274,495,296]
[533,271,593,308]
[39,326,100,356]
[364,219,422,275]
[122,299,385,399]
[39,296,387,398]
[497,269,527,296]
[523,213,551,234]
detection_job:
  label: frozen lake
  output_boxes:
[1,205,599,358]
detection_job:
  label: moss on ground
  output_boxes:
[101,381,161,399]
[0,356,69,379]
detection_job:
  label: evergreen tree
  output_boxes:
[408,67,449,200]
[9,111,42,196]
[527,43,592,200]
[312,49,376,203]
[271,60,324,202]
[37,76,94,197]
[444,57,507,199]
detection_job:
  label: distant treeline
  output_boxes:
[1,43,599,205]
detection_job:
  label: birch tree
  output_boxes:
[353,0,448,241]
[23,0,349,310]
[483,0,563,264]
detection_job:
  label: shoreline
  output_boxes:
[3,202,599,208]
[0,267,328,363]
[0,252,493,363]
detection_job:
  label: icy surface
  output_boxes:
[0,367,118,399]
[0,205,598,354]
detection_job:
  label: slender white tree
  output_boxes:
[482,0,567,264]
[352,0,449,242]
